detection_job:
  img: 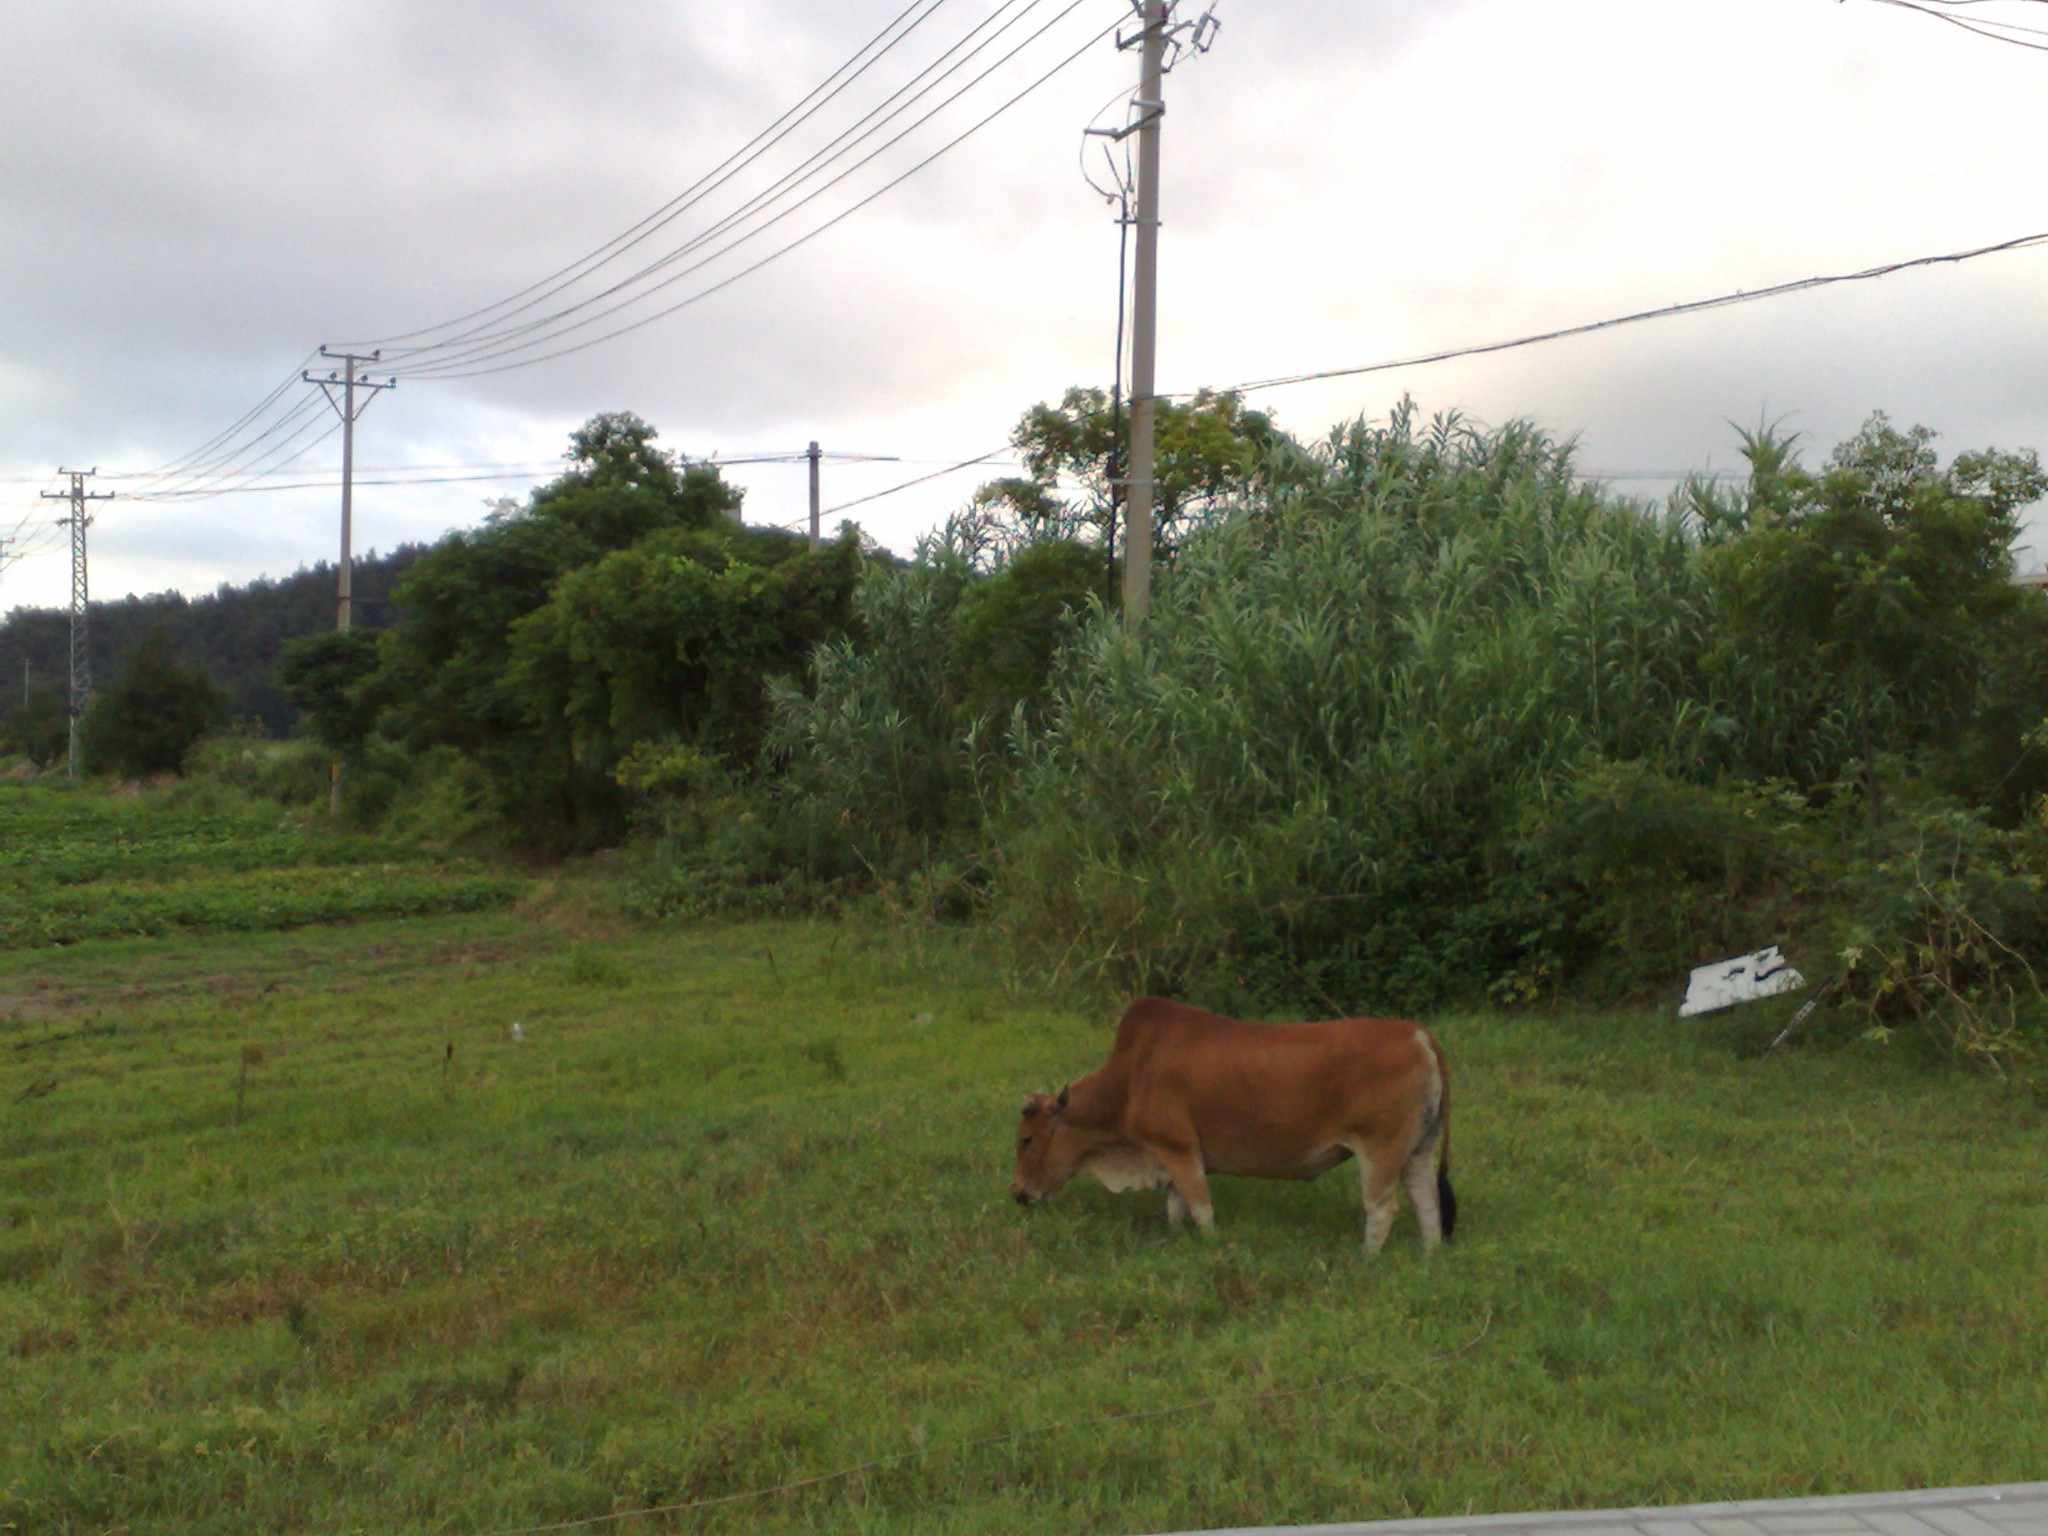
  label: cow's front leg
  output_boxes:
[1155,1149,1214,1234]
[1166,1188,1187,1228]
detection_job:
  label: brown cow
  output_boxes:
[1011,996,1455,1252]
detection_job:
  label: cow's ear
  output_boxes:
[1053,1084,1070,1115]
[1019,1094,1040,1116]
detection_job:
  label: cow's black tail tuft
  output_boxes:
[1426,1026,1456,1243]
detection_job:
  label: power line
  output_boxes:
[376,0,1060,373]
[822,448,1012,515]
[1861,0,2048,49]
[343,0,959,354]
[1196,228,2048,398]
[124,412,344,503]
[120,454,904,499]
[396,1,1119,382]
[115,352,321,488]
[100,0,1119,505]
[820,230,2048,522]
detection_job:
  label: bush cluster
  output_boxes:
[26,395,2045,1070]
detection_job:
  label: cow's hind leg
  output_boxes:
[1165,1188,1188,1228]
[1401,1136,1443,1253]
[1351,1147,1401,1255]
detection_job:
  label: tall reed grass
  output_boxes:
[993,409,1725,1009]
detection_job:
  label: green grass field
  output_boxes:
[2,783,2045,1535]
[0,779,518,949]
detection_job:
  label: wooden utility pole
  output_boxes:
[303,348,395,813]
[40,469,112,780]
[1121,0,1167,621]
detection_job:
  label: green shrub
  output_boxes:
[184,735,332,809]
[1504,761,1818,1000]
[79,626,226,777]
[993,408,1715,1012]
[365,744,503,849]
[1834,799,2048,1071]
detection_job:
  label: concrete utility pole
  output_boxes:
[303,348,396,633]
[303,348,396,813]
[40,468,113,780]
[790,445,897,549]
[808,440,823,552]
[1121,0,1168,621]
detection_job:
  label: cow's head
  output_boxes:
[1011,1085,1075,1207]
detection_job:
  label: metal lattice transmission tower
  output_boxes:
[39,468,114,779]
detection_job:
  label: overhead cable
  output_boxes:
[342,0,958,353]
[823,448,1012,514]
[1861,0,2048,49]
[1198,228,2048,397]
[379,0,1059,371]
[396,2,1119,381]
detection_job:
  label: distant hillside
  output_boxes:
[0,546,425,737]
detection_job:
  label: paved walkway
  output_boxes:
[1154,1482,2048,1536]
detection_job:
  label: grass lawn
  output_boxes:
[0,778,517,948]
[2,786,2044,1535]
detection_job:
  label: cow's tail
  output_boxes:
[1427,1028,1456,1242]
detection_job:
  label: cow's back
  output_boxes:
[1109,998,1437,1179]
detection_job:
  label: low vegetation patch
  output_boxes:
[0,780,518,948]
[1,884,2042,1533]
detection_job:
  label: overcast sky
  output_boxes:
[6,0,2048,617]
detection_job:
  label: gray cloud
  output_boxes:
[8,0,2048,616]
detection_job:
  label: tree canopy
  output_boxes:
[973,386,1282,562]
[79,626,226,777]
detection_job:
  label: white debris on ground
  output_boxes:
[1679,946,1806,1018]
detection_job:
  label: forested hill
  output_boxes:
[0,545,424,737]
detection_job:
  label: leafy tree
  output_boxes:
[0,547,422,739]
[376,413,743,770]
[974,386,1284,563]
[948,538,1102,721]
[79,626,226,776]
[275,628,384,757]
[360,412,885,850]
[511,523,863,791]
[1,681,69,768]
[1693,414,2047,818]
[534,410,739,551]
